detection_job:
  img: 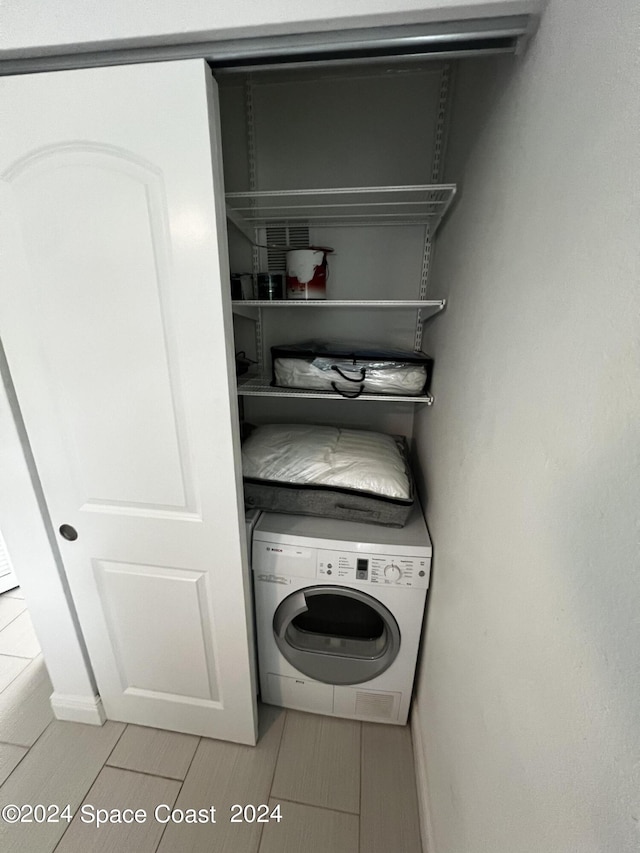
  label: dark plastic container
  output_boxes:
[257,273,285,300]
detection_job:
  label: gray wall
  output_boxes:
[412,1,640,851]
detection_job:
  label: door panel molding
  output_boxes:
[5,142,199,517]
[94,559,222,702]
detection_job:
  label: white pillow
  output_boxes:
[242,424,410,500]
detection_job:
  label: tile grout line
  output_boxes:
[266,709,288,802]
[0,610,38,657]
[103,723,130,765]
[0,651,34,662]
[51,721,130,853]
[0,740,33,789]
[151,735,202,853]
[0,720,55,809]
[0,623,27,643]
[257,708,288,853]
[0,606,28,636]
[0,657,52,752]
[104,762,202,785]
[0,716,55,784]
[0,652,40,664]
[273,795,361,817]
[359,721,365,853]
[357,720,362,815]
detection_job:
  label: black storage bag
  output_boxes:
[271,341,433,398]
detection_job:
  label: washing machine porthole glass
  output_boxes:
[273,586,401,686]
[292,593,385,642]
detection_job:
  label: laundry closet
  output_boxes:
[3,4,638,849]
[0,27,527,746]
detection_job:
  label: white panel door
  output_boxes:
[0,60,258,744]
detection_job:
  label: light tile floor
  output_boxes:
[0,588,423,852]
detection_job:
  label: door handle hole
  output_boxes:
[59,524,78,542]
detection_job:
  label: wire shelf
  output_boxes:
[232,299,445,309]
[236,376,433,405]
[231,299,446,323]
[225,184,456,231]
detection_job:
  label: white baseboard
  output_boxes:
[411,697,436,853]
[50,692,107,726]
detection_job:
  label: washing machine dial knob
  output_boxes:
[384,564,402,582]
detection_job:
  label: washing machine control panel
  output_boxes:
[317,550,430,588]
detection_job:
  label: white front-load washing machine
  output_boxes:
[252,505,431,725]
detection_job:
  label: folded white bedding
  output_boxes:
[241,424,411,500]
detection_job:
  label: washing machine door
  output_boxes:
[273,586,400,685]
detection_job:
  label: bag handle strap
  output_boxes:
[330,365,366,383]
[331,381,365,398]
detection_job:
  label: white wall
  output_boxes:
[412,0,640,851]
[0,0,542,57]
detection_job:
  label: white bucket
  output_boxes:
[286,248,331,300]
